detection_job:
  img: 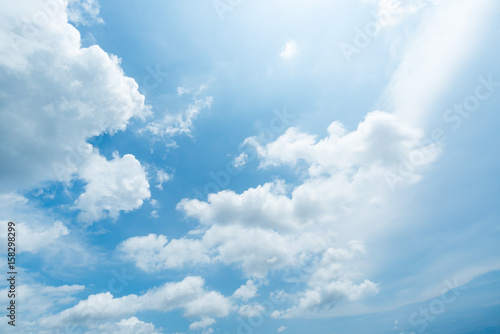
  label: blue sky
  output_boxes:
[1,0,500,333]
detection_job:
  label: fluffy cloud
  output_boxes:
[0,282,85,333]
[233,280,258,302]
[280,242,380,317]
[39,276,232,329]
[88,317,162,334]
[0,193,84,262]
[118,233,211,272]
[238,304,266,318]
[246,111,440,182]
[17,221,69,253]
[74,153,151,223]
[120,110,440,314]
[189,316,216,330]
[0,0,149,199]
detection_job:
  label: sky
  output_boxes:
[0,0,500,333]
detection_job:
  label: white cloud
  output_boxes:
[177,86,190,96]
[16,221,69,253]
[246,111,440,180]
[156,168,172,190]
[74,153,151,223]
[142,95,213,144]
[118,234,211,272]
[0,193,95,270]
[0,0,149,193]
[280,242,379,317]
[88,317,162,334]
[233,152,248,168]
[189,317,216,330]
[278,326,287,332]
[0,283,85,324]
[120,110,440,315]
[238,304,265,318]
[67,0,104,26]
[40,276,232,329]
[279,41,297,60]
[233,280,258,302]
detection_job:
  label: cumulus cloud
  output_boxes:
[246,111,440,180]
[238,304,266,318]
[0,0,149,200]
[233,280,258,302]
[87,317,162,334]
[189,316,216,330]
[39,276,232,329]
[118,234,211,272]
[367,0,426,28]
[119,110,440,314]
[16,221,69,253]
[0,283,85,327]
[0,193,90,266]
[280,242,379,317]
[74,153,151,223]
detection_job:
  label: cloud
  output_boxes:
[280,242,379,317]
[0,283,85,325]
[118,234,211,272]
[88,317,162,334]
[0,0,149,193]
[238,304,266,318]
[0,193,94,270]
[74,153,151,223]
[233,152,248,168]
[189,317,216,330]
[40,276,232,329]
[233,280,258,302]
[141,94,213,146]
[156,168,172,190]
[16,221,69,253]
[279,41,297,60]
[278,326,287,332]
[67,0,104,26]
[120,111,439,314]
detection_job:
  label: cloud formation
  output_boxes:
[40,276,232,329]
